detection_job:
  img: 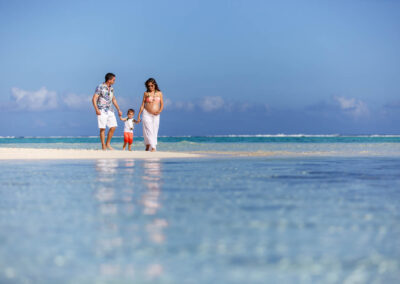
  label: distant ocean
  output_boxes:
[1,135,400,156]
[1,135,399,283]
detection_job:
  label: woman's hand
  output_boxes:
[96,109,101,115]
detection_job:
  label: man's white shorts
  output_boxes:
[97,110,118,129]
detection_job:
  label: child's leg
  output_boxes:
[128,134,133,151]
[123,132,129,150]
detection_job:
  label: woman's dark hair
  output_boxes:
[145,78,160,92]
[127,109,135,114]
[105,73,116,82]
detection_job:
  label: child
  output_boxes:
[119,109,139,151]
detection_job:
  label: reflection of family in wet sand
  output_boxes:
[92,73,164,152]
[94,158,167,280]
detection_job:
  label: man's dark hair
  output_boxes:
[105,73,116,82]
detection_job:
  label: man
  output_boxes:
[92,73,123,150]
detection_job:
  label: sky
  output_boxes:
[0,0,399,136]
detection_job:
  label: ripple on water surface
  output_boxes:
[0,157,399,283]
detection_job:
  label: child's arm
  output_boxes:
[133,119,140,124]
[119,116,127,121]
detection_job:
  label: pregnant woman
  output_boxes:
[137,78,164,152]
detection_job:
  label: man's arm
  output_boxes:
[92,94,101,115]
[112,96,123,117]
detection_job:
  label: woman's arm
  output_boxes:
[158,92,164,114]
[137,92,147,122]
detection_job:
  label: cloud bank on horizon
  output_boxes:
[1,85,398,136]
[1,86,372,117]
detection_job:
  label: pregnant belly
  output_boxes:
[145,103,161,115]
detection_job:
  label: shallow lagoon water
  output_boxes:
[2,136,400,157]
[1,156,399,283]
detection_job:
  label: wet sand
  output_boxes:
[0,148,203,160]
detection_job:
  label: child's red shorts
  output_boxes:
[124,132,133,144]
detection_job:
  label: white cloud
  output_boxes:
[200,96,224,112]
[163,98,172,109]
[11,87,58,111]
[63,93,92,109]
[175,101,195,111]
[334,96,369,117]
[7,87,133,112]
[162,98,194,111]
[174,101,185,109]
[236,103,250,112]
[187,102,195,110]
[162,97,259,112]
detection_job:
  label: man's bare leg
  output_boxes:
[106,127,116,150]
[100,129,106,150]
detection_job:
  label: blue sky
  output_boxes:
[0,0,399,136]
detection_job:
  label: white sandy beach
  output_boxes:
[0,148,203,160]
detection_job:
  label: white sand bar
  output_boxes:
[0,148,203,160]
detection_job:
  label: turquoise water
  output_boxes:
[1,137,400,283]
[2,135,400,147]
[2,136,400,156]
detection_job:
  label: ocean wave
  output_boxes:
[208,134,400,138]
[362,134,400,137]
[0,136,125,139]
[219,134,341,138]
[2,134,400,139]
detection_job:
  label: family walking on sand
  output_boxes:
[92,73,164,152]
